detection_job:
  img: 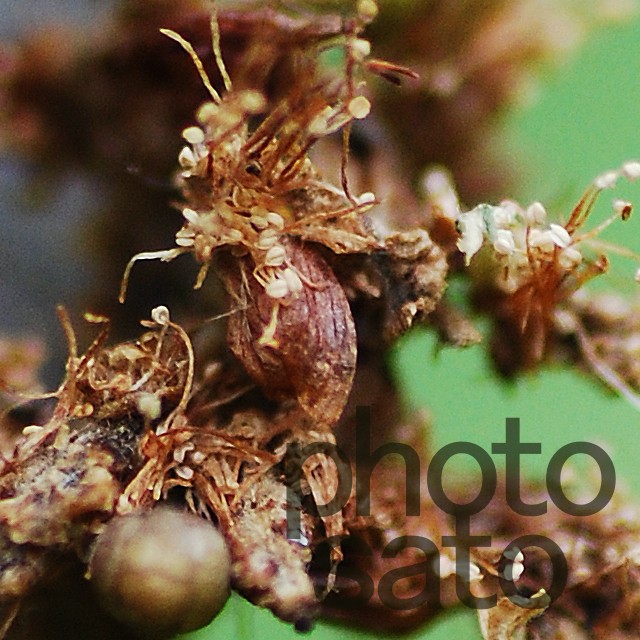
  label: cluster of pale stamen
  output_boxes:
[120,9,374,348]
[176,198,306,347]
[454,161,640,293]
[174,106,337,347]
[426,163,640,413]
[120,305,282,514]
[175,110,306,297]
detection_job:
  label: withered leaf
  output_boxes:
[220,238,357,428]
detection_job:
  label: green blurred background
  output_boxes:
[181,8,640,640]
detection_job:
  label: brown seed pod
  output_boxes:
[88,507,230,638]
[220,238,357,427]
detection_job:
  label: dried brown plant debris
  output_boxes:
[0,4,454,635]
[0,309,191,633]
[0,304,346,633]
[4,2,640,640]
[0,8,448,632]
[463,477,640,640]
[0,0,635,341]
[117,3,447,422]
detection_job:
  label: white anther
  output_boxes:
[196,102,218,123]
[264,245,287,267]
[182,208,200,224]
[456,207,486,264]
[622,160,640,181]
[257,229,279,250]
[266,212,285,229]
[191,451,206,465]
[493,229,516,255]
[502,548,523,562]
[558,246,583,269]
[22,425,44,436]
[355,191,376,205]
[528,228,554,251]
[178,146,197,168]
[176,227,195,238]
[351,38,371,61]
[223,229,244,243]
[237,90,266,114]
[151,306,171,325]
[308,106,334,136]
[504,560,525,582]
[175,465,194,480]
[594,170,619,190]
[173,441,196,463]
[182,126,205,145]
[136,392,162,421]
[524,201,547,225]
[265,278,289,299]
[348,96,371,120]
[357,0,379,22]
[282,267,304,294]
[469,563,482,581]
[492,205,516,228]
[548,223,571,248]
